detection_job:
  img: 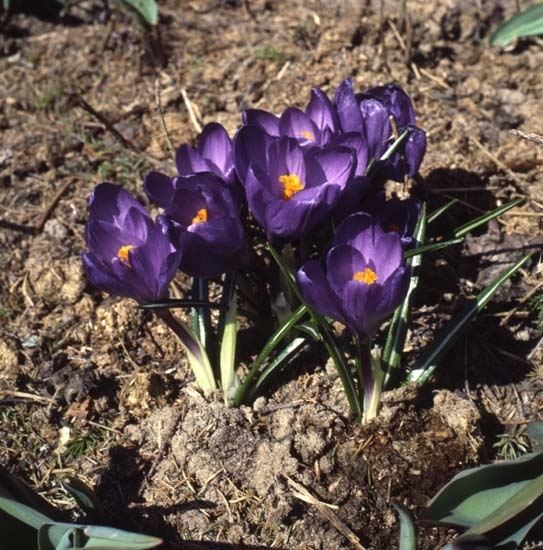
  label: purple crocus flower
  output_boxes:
[334,79,426,181]
[144,171,251,277]
[175,122,236,184]
[82,183,181,304]
[234,125,357,244]
[363,192,421,247]
[296,212,410,338]
[243,87,340,147]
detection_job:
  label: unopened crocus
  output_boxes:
[82,182,181,304]
[144,171,251,277]
[297,212,409,338]
[334,79,426,181]
[234,125,357,244]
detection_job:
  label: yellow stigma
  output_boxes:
[192,208,208,225]
[353,267,378,285]
[301,130,314,141]
[117,244,135,267]
[279,174,304,200]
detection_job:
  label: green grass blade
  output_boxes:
[233,304,308,406]
[404,237,463,259]
[427,198,458,224]
[383,202,427,383]
[408,251,533,384]
[139,299,225,310]
[248,337,307,401]
[490,3,543,47]
[450,197,524,240]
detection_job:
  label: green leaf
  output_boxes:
[427,198,458,224]
[424,453,543,549]
[407,251,533,384]
[233,303,308,406]
[383,202,427,381]
[118,0,158,26]
[158,309,217,395]
[395,504,417,550]
[250,336,307,400]
[220,290,240,406]
[526,421,543,452]
[38,522,162,549]
[61,477,105,520]
[0,465,62,521]
[450,197,524,240]
[490,3,543,47]
[404,237,463,259]
[0,497,52,530]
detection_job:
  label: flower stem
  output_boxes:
[157,309,217,395]
[356,337,383,423]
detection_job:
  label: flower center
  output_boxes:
[192,208,208,225]
[117,244,135,267]
[300,130,314,141]
[279,174,304,200]
[384,222,401,233]
[353,267,378,285]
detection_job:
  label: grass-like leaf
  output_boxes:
[234,303,308,406]
[404,237,463,259]
[249,336,308,400]
[383,202,427,383]
[407,251,533,384]
[426,198,458,224]
[119,0,158,26]
[490,3,543,47]
[449,197,524,240]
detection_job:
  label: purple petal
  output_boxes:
[144,171,176,208]
[198,122,234,179]
[334,79,363,133]
[296,260,347,325]
[233,125,272,183]
[242,108,280,136]
[279,107,318,144]
[308,146,355,189]
[175,145,209,176]
[326,245,368,295]
[306,87,339,138]
[404,125,426,177]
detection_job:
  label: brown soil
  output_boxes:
[1,1,543,549]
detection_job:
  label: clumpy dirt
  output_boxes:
[120,384,481,549]
[1,0,543,549]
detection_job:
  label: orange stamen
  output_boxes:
[301,130,314,141]
[117,244,135,267]
[353,267,378,285]
[384,223,401,233]
[192,208,208,225]
[279,174,304,200]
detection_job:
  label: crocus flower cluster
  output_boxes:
[82,78,426,418]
